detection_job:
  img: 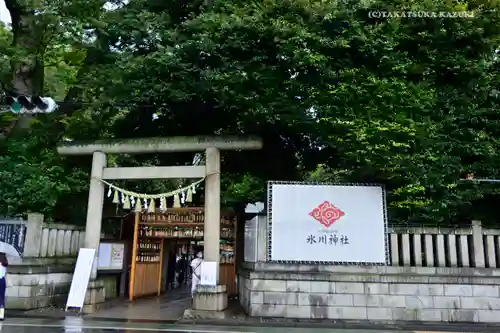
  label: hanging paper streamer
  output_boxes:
[173,194,181,208]
[134,199,142,212]
[123,195,131,210]
[94,176,205,209]
[112,190,119,204]
[148,199,156,213]
[159,197,166,211]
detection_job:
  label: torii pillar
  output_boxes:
[57,136,263,312]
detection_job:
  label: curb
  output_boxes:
[8,311,500,332]
[178,318,500,332]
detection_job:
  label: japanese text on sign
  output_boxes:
[306,233,349,245]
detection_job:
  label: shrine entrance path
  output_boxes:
[86,287,191,322]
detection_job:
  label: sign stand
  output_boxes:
[65,248,96,312]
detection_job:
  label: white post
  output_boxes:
[24,213,44,257]
[472,220,485,268]
[85,151,107,279]
[204,147,221,283]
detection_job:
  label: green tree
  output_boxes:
[305,0,500,225]
[2,0,500,228]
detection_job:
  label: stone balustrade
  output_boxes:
[39,223,85,258]
[245,215,500,268]
[389,220,499,268]
[1,213,86,309]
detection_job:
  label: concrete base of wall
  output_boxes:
[6,258,76,310]
[82,280,106,314]
[6,258,113,312]
[193,285,228,312]
[183,308,230,320]
[239,262,500,323]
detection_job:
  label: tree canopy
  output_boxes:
[1,0,500,226]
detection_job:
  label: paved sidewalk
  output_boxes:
[86,288,192,322]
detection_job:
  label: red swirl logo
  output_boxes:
[309,201,345,227]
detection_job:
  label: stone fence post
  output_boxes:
[23,213,44,258]
[472,220,485,268]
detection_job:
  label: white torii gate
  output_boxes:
[57,136,262,311]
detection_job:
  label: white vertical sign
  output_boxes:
[200,261,217,286]
[65,248,96,311]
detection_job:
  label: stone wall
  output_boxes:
[6,258,75,309]
[3,213,111,311]
[239,262,500,323]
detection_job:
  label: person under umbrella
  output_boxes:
[0,252,8,321]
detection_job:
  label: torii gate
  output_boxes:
[57,136,262,311]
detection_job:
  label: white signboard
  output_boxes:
[269,183,387,264]
[98,243,124,270]
[200,261,217,286]
[97,243,111,269]
[66,248,96,311]
[244,218,257,262]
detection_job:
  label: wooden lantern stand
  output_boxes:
[128,208,237,301]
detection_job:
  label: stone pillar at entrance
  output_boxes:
[82,151,107,313]
[204,147,221,277]
[85,151,107,278]
[192,146,228,313]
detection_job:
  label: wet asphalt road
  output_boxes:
[0,317,486,333]
[0,319,413,333]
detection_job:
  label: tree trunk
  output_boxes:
[4,0,46,133]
